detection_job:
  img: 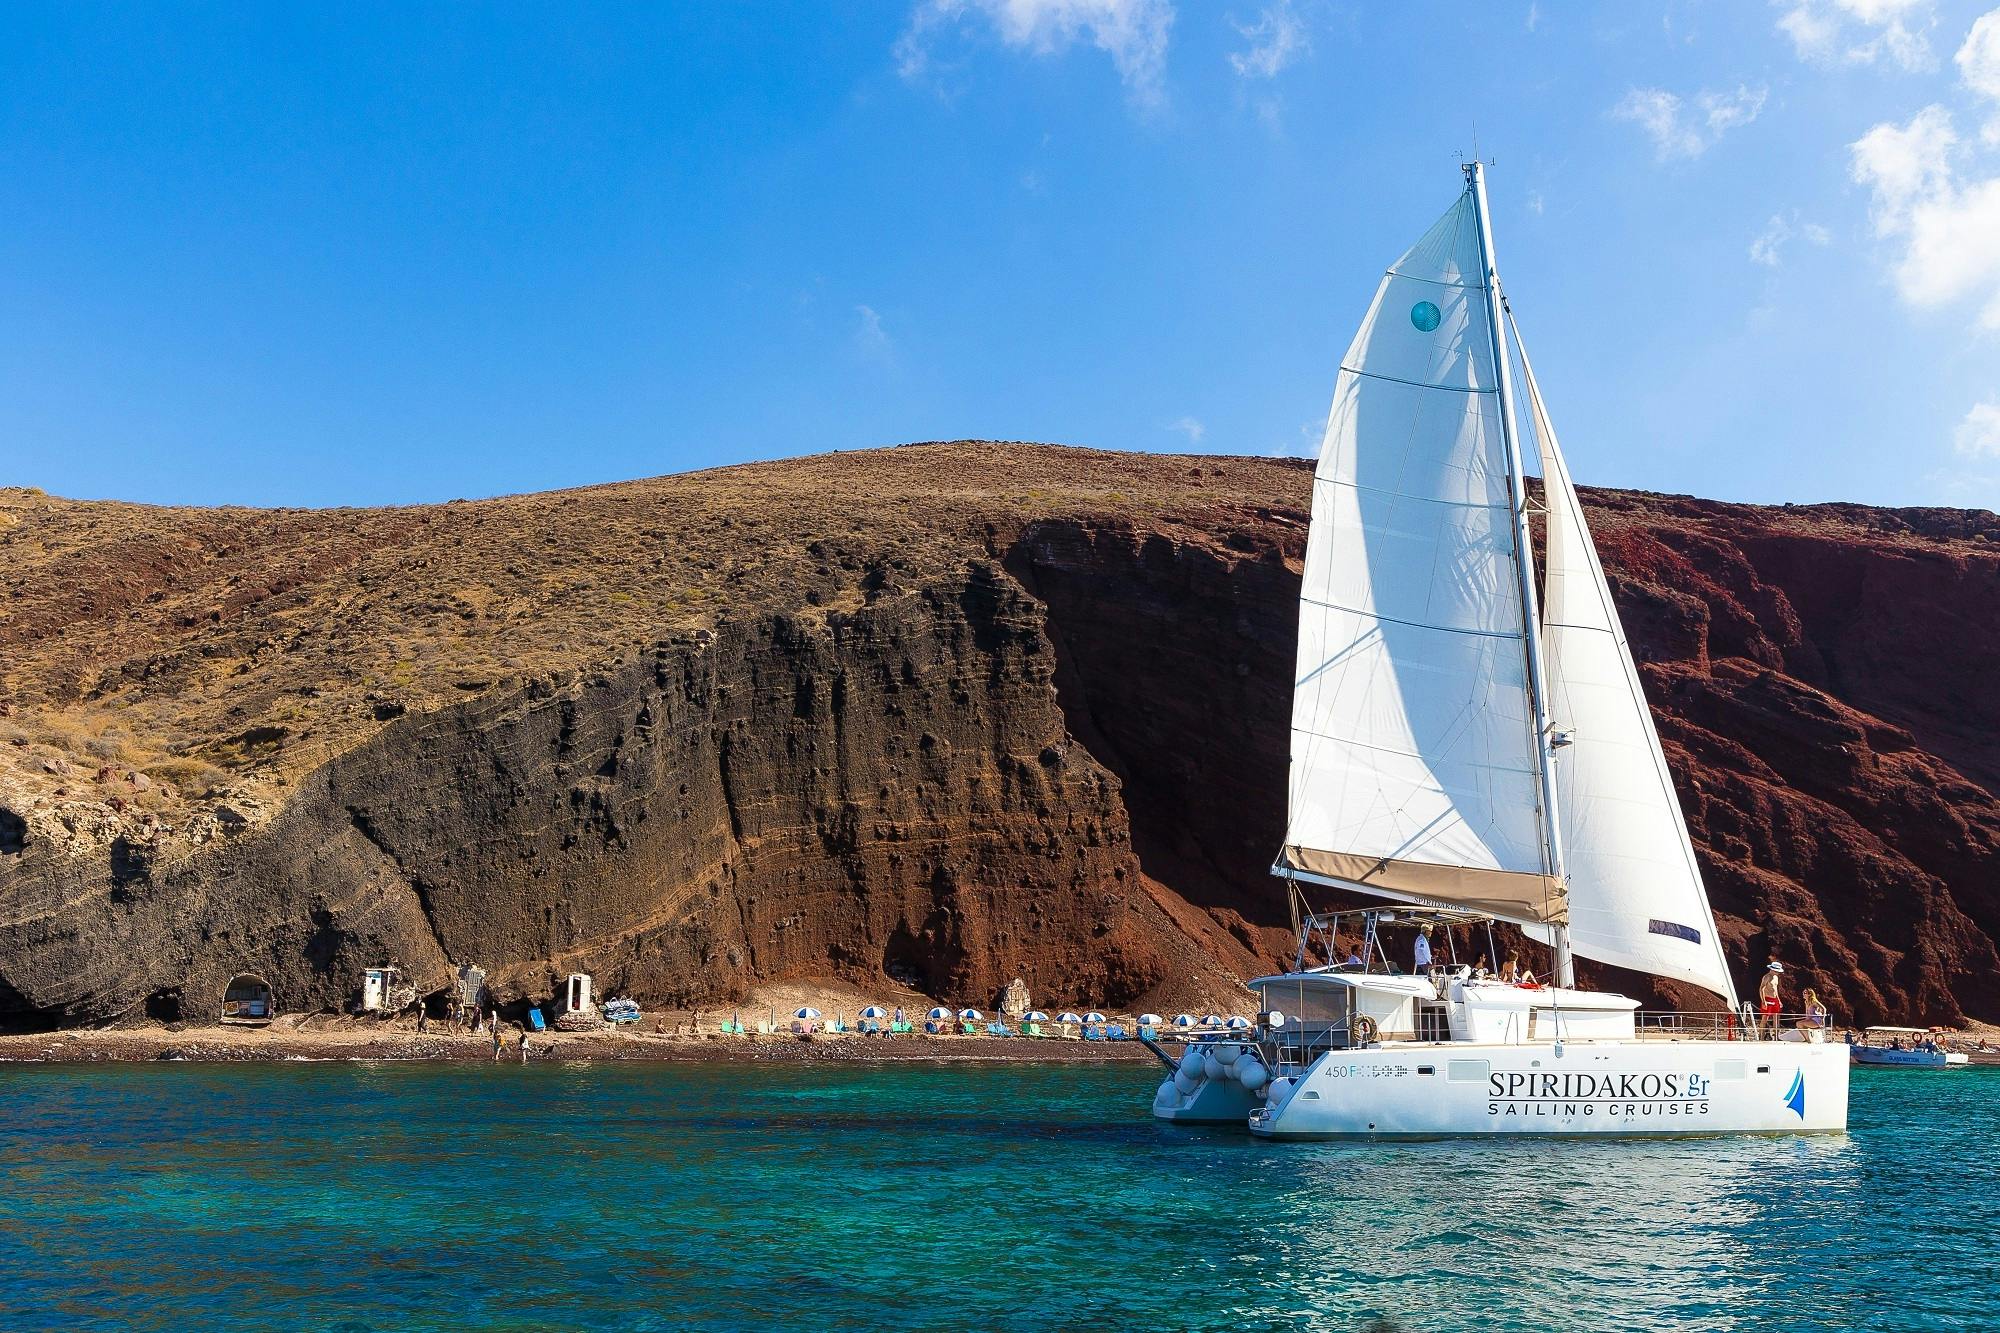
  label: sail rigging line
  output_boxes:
[1464,161,1572,980]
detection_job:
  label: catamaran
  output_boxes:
[1152,163,1850,1138]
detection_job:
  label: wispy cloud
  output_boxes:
[896,0,1176,112]
[1228,1,1307,79]
[853,304,895,364]
[1774,0,1936,72]
[1749,212,1833,265]
[1960,8,2000,139]
[1167,415,1205,445]
[1956,399,2000,458]
[1526,3,1542,34]
[1612,85,1767,160]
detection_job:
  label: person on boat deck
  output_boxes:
[1338,941,1364,970]
[1758,962,1784,1038]
[1499,955,1519,983]
[1796,989,1827,1030]
[1413,925,1434,974]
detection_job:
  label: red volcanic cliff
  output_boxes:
[1,445,1996,1027]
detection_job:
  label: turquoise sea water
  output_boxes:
[0,1060,1992,1332]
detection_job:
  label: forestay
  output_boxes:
[1513,323,1738,1004]
[1276,190,1564,924]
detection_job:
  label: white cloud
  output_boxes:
[1612,85,1767,160]
[1167,415,1205,444]
[1749,212,1834,265]
[1526,3,1541,33]
[854,304,894,362]
[1956,400,2000,457]
[1851,106,2000,326]
[1961,9,2000,99]
[1527,189,1545,215]
[1228,1,1306,78]
[897,0,1176,110]
[1775,0,1936,72]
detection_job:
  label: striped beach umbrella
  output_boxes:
[1084,1011,1107,1024]
[1224,1015,1253,1030]
[794,1007,822,1020]
[1202,1014,1223,1026]
[1173,1014,1196,1028]
[1057,1012,1083,1024]
[1022,1011,1050,1022]
[1137,1013,1163,1027]
[859,1006,889,1019]
[958,1008,984,1021]
[927,1006,952,1020]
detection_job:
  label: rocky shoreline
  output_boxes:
[0,1021,1165,1066]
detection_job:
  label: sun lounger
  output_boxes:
[1106,1023,1126,1040]
[1020,1022,1042,1037]
[960,1022,979,1036]
[1082,1025,1105,1042]
[528,1008,546,1032]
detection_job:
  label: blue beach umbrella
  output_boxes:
[927,1007,952,1020]
[1173,1014,1196,1028]
[1138,1013,1164,1027]
[794,1007,821,1020]
[958,1008,984,1021]
[1225,1016,1253,1031]
[1057,1012,1084,1024]
[859,1006,889,1019]
[1022,1011,1050,1022]
[1202,1014,1223,1027]
[1084,1011,1107,1024]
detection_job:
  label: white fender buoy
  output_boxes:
[1174,1070,1199,1095]
[1238,1058,1268,1091]
[1180,1048,1205,1076]
[1215,1042,1241,1067]
[1201,1052,1224,1081]
[1154,1080,1181,1108]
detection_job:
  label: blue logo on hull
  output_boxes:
[1783,1070,1806,1119]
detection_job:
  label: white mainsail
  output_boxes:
[1514,323,1738,1004]
[1276,188,1564,924]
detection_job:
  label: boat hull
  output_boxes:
[1851,1047,1968,1068]
[1246,1040,1850,1139]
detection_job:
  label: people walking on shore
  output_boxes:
[492,1024,503,1060]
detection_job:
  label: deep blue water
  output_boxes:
[0,1060,1991,1331]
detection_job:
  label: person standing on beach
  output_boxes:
[417,1008,428,1035]
[492,1023,503,1061]
[518,1032,530,1063]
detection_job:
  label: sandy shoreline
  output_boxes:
[0,1021,1168,1066]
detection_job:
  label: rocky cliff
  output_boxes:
[3,444,1997,1027]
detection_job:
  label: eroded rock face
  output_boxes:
[2,446,1997,1026]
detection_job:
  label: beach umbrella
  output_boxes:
[1057,1012,1083,1024]
[927,1006,952,1020]
[1022,1011,1050,1022]
[1202,1014,1223,1027]
[1138,1013,1163,1027]
[1224,1016,1253,1031]
[1173,1014,1196,1028]
[959,1008,984,1021]
[1084,1011,1107,1024]
[794,1007,822,1020]
[859,1005,889,1019]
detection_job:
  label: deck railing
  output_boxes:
[1635,1010,1830,1042]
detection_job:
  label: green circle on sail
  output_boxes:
[1410,300,1441,332]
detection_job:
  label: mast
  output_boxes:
[1465,160,1573,987]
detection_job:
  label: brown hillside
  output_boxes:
[2,443,1997,1027]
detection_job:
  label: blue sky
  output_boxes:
[4,1,1999,509]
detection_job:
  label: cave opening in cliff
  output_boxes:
[221,974,274,1025]
[144,989,183,1023]
[0,808,25,856]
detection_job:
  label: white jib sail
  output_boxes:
[1277,190,1563,925]
[1514,319,1738,1004]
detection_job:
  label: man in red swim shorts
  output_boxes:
[1758,961,1784,1038]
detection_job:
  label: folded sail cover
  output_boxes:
[1277,190,1565,925]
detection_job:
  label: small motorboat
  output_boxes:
[1849,1027,1969,1068]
